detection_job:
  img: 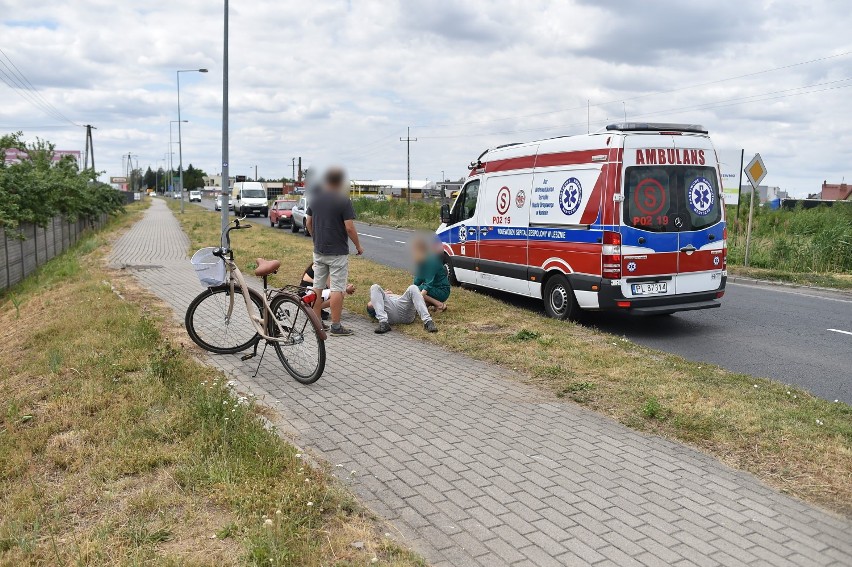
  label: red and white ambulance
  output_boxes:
[437,123,727,320]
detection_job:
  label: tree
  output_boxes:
[142,166,156,190]
[183,164,207,190]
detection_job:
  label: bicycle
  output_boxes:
[184,218,326,384]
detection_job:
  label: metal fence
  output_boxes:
[0,213,109,291]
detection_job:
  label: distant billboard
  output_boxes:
[4,148,81,165]
[717,150,742,206]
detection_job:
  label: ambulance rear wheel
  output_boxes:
[443,256,459,286]
[543,274,580,321]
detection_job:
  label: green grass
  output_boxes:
[351,198,440,230]
[0,201,423,566]
[171,200,852,517]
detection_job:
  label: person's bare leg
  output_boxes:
[329,291,344,325]
[421,289,445,311]
[312,288,324,321]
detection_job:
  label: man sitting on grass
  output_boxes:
[367,284,437,334]
[412,235,451,312]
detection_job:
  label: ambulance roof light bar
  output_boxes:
[605,122,708,134]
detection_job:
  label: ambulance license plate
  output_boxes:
[632,282,667,295]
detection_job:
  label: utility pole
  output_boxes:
[400,126,417,206]
[82,124,97,173]
[291,158,296,182]
[220,0,230,239]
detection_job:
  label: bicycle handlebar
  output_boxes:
[220,218,253,251]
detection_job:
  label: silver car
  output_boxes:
[215,194,234,211]
[291,197,310,236]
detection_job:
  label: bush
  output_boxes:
[727,204,852,273]
[0,132,124,231]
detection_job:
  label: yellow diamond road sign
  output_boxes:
[745,153,767,190]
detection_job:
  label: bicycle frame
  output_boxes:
[215,220,326,344]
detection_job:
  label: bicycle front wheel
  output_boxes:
[185,284,263,354]
[268,294,326,384]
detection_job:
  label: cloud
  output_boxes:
[0,0,849,195]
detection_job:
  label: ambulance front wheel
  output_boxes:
[543,274,580,321]
[443,256,459,286]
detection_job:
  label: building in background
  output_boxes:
[821,181,852,201]
[4,148,81,165]
[740,185,788,205]
[351,179,435,199]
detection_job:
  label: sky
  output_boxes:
[0,0,850,197]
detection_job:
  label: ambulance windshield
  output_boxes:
[623,166,721,232]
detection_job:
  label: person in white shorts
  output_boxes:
[367,284,437,334]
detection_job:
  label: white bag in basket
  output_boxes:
[191,247,226,287]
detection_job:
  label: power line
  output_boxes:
[414,49,852,130]
[415,77,852,141]
[0,48,79,126]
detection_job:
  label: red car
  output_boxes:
[269,199,298,228]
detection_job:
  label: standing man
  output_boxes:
[306,167,363,336]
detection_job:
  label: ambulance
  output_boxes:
[437,122,727,320]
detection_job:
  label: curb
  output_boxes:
[726,275,852,297]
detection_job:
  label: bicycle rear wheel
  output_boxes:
[268,294,326,384]
[185,284,263,354]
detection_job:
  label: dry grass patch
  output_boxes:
[175,201,852,517]
[0,204,424,566]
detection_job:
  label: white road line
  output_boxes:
[357,232,382,239]
[728,282,852,304]
[395,240,407,245]
[828,329,852,336]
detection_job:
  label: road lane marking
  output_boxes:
[828,329,852,336]
[357,233,382,239]
[728,282,852,304]
[395,240,407,245]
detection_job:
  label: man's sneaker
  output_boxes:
[424,320,438,333]
[329,325,354,336]
[366,306,377,319]
[375,321,391,334]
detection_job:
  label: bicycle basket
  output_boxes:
[191,247,226,287]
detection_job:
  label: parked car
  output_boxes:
[291,197,310,236]
[214,194,233,211]
[269,199,297,228]
[189,190,202,202]
[172,191,182,199]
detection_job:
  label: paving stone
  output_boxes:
[109,199,852,567]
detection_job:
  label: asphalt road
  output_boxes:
[194,198,852,403]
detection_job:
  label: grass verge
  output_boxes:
[177,200,852,517]
[727,265,852,291]
[0,201,423,566]
[351,198,438,231]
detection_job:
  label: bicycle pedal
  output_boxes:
[240,353,256,361]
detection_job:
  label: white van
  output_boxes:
[232,181,268,217]
[436,122,727,320]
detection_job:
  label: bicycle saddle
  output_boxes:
[255,258,281,277]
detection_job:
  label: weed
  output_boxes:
[642,397,668,420]
[511,329,540,341]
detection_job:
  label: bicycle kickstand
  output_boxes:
[251,342,269,378]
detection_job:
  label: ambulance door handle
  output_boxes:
[679,244,697,255]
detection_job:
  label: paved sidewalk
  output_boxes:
[111,199,852,567]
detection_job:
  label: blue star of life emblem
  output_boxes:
[688,177,714,216]
[559,177,582,216]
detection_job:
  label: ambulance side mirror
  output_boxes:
[440,203,451,224]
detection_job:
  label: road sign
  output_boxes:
[745,153,767,190]
[110,176,127,184]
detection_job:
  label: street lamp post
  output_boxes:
[177,68,208,213]
[169,121,185,196]
[221,0,230,238]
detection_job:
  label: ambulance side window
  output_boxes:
[451,180,480,224]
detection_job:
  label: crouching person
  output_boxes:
[367,284,437,334]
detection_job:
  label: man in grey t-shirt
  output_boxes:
[306,167,363,336]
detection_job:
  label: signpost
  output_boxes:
[743,153,768,267]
